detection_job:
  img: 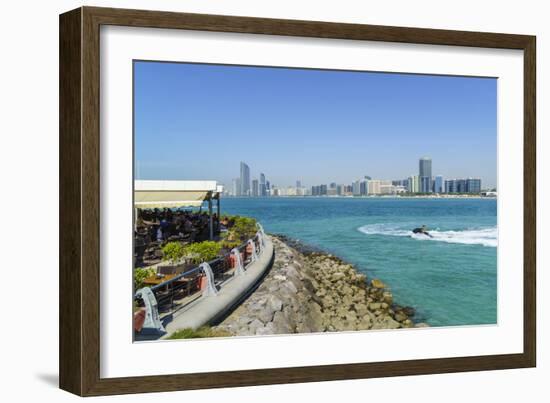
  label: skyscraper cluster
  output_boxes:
[229,158,483,197]
[403,157,481,194]
[232,161,272,197]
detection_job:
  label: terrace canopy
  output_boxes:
[134,180,222,239]
[134,180,219,208]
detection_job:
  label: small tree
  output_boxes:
[230,216,258,241]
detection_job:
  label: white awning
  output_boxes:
[134,180,218,208]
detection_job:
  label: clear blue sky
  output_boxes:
[134,61,497,188]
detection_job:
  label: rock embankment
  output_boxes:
[214,236,427,336]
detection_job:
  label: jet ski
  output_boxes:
[412,225,433,238]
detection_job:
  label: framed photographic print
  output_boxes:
[59,6,536,396]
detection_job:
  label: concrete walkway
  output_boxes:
[161,237,274,338]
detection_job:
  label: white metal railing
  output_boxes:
[135,224,268,335]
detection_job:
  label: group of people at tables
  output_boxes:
[134,209,220,261]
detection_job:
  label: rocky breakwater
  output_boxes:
[214,235,427,336]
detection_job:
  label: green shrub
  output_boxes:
[162,242,185,263]
[219,240,240,250]
[184,241,222,264]
[167,326,232,339]
[229,216,258,241]
[221,215,238,226]
[134,267,156,290]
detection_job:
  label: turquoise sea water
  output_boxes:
[221,197,497,327]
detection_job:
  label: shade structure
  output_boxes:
[134,180,218,208]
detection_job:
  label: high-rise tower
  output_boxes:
[240,162,250,196]
[260,173,267,196]
[419,157,432,193]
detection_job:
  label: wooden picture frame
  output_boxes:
[59,6,536,396]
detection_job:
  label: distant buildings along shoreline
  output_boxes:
[225,157,487,197]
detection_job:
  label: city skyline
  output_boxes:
[229,157,487,197]
[134,61,497,188]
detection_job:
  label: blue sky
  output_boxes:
[134,61,497,188]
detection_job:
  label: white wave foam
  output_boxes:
[357,224,497,247]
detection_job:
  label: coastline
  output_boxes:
[214,234,427,336]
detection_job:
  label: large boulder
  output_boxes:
[371,315,401,330]
[308,303,325,331]
[369,302,382,311]
[341,320,357,331]
[394,311,408,322]
[236,315,253,327]
[382,292,393,305]
[341,285,354,296]
[342,294,353,306]
[283,280,298,294]
[355,273,367,284]
[315,288,327,298]
[336,306,350,319]
[248,319,265,334]
[272,311,294,334]
[268,295,283,312]
[257,305,276,324]
[354,303,369,317]
[256,322,276,335]
[356,314,373,330]
[285,264,300,276]
[371,279,387,289]
[401,319,414,328]
[345,311,358,323]
[322,295,336,308]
